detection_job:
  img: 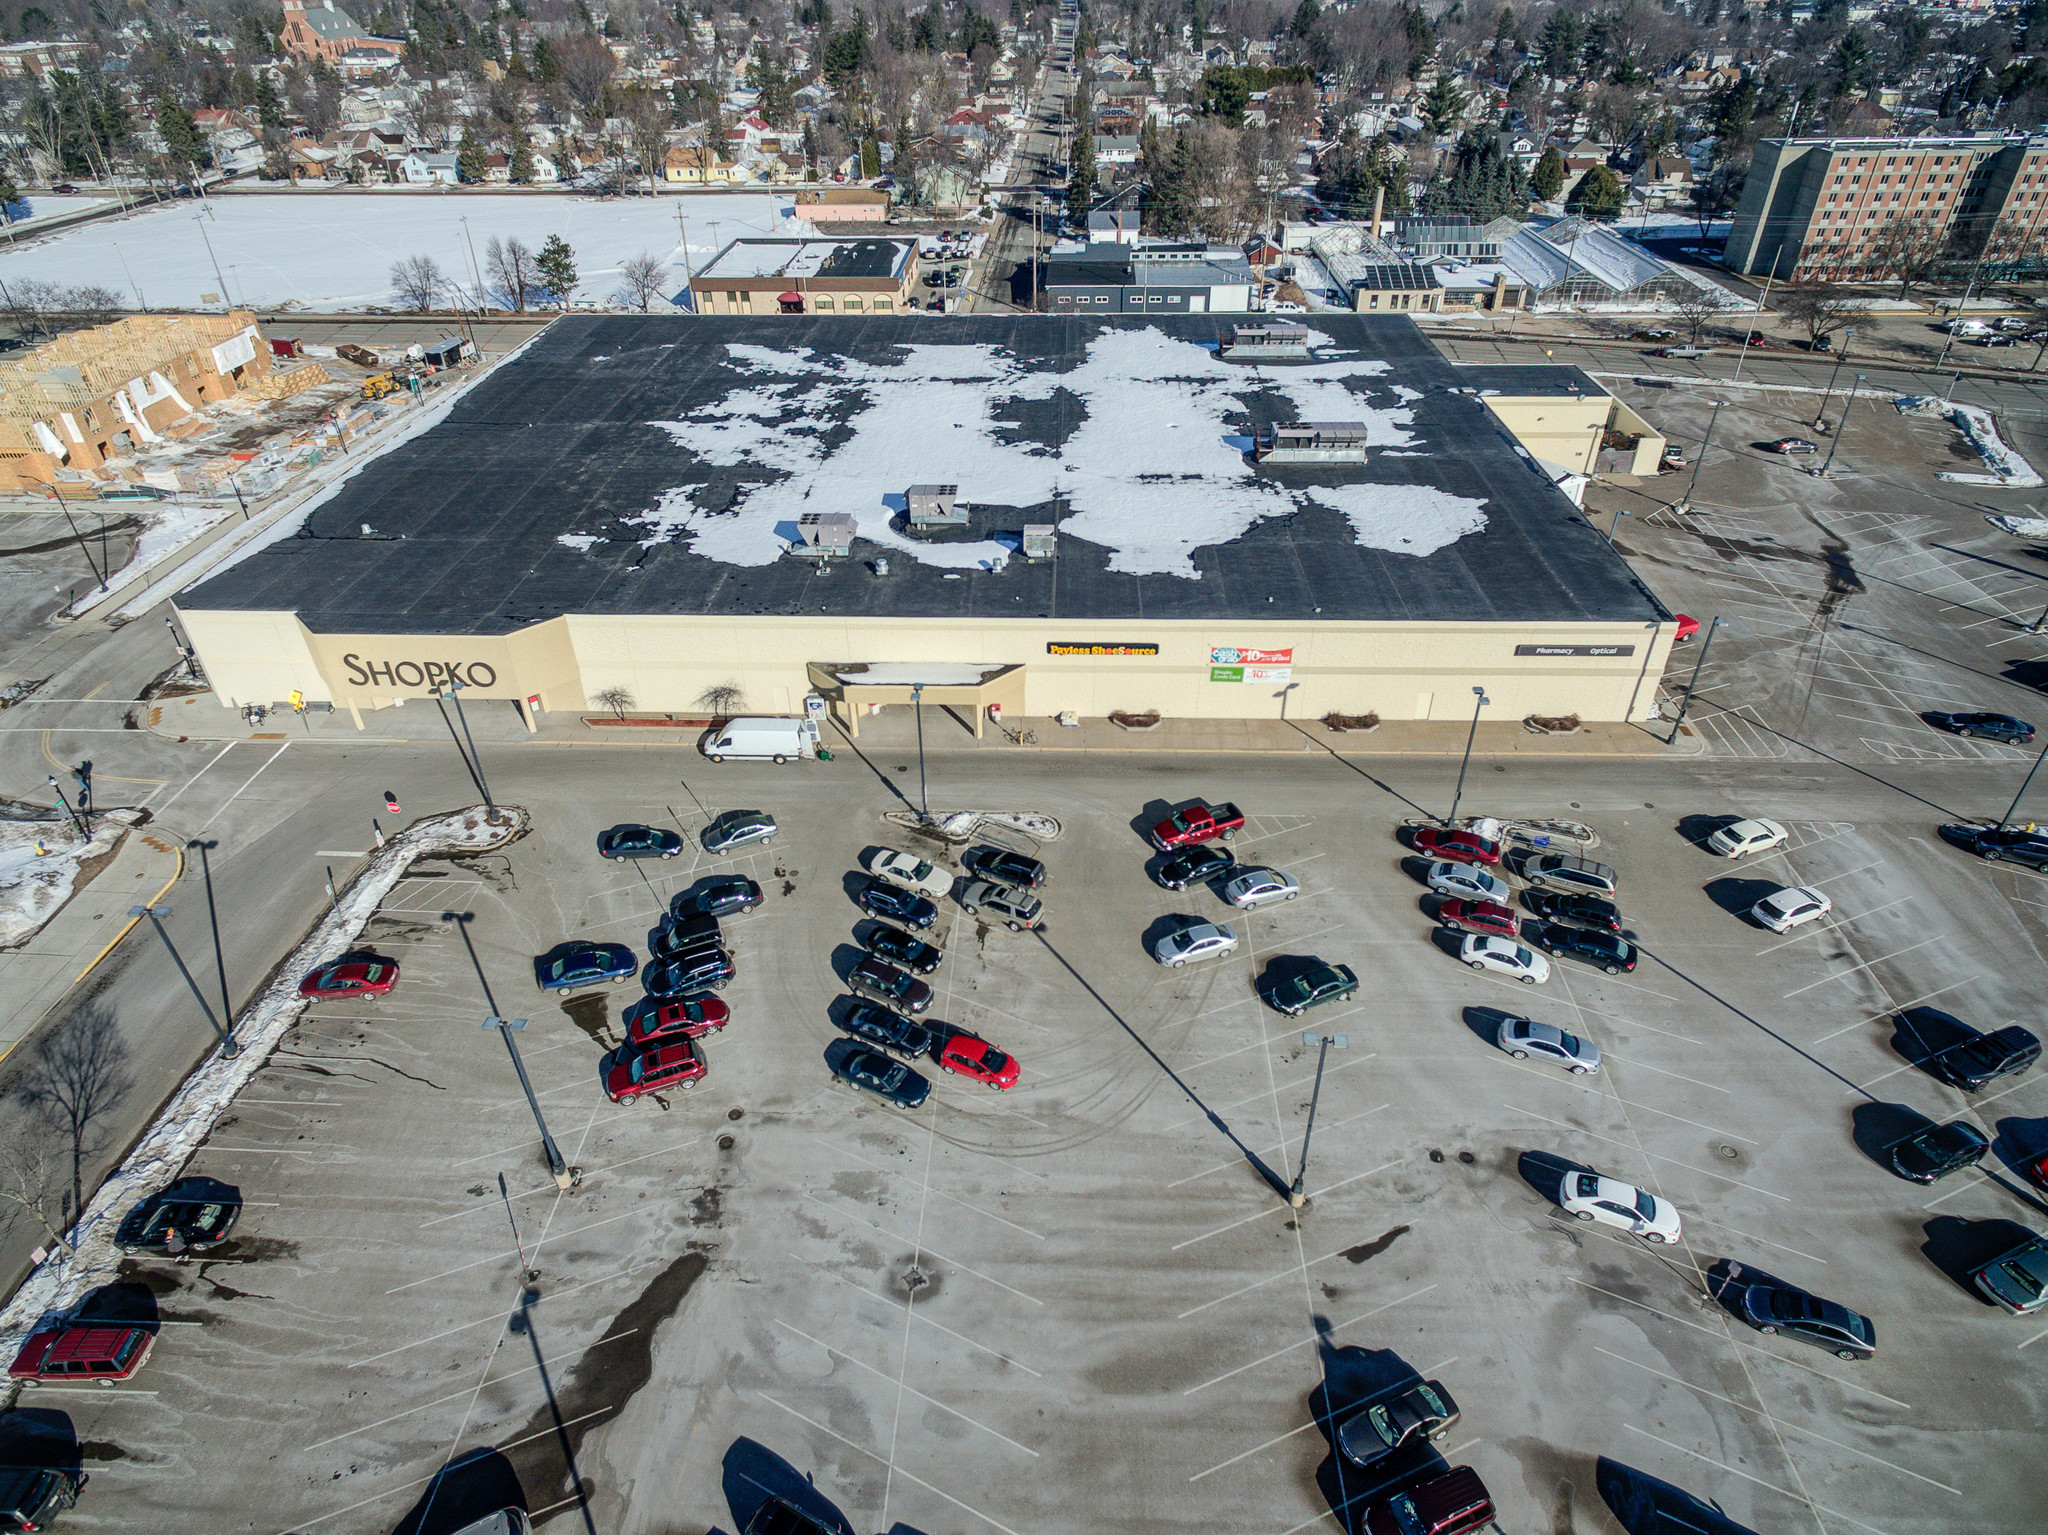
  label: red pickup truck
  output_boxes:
[1150,800,1245,851]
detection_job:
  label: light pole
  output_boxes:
[1666,615,1724,745]
[1606,504,1629,544]
[1814,330,1852,431]
[1290,1031,1349,1208]
[1446,686,1489,828]
[486,1014,573,1189]
[46,775,86,838]
[910,682,929,823]
[1996,734,2048,832]
[130,904,239,1057]
[1817,374,1863,479]
[186,839,234,1040]
[444,676,500,823]
[1672,400,1723,516]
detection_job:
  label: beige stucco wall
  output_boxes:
[1483,394,1611,475]
[179,608,1678,724]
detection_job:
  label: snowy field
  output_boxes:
[0,191,810,311]
[0,193,116,235]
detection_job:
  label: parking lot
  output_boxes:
[29,730,2045,1535]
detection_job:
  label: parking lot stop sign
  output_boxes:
[383,792,400,813]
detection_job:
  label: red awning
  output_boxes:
[778,291,803,304]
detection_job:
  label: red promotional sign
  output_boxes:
[1210,647,1294,666]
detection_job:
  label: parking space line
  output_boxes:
[1168,1104,1390,1191]
[1623,1426,1894,1535]
[1509,1104,1789,1199]
[1188,1414,1325,1481]
[1686,1212,1829,1265]
[1182,1285,1436,1396]
[451,1109,635,1165]
[347,1258,668,1367]
[1160,1051,1377,1132]
[1176,1244,1360,1319]
[772,1319,1039,1457]
[801,1256,1041,1375]
[1812,980,1971,1045]
[1759,897,1912,958]
[819,1139,1045,1240]
[385,1209,640,1293]
[1782,937,1944,997]
[1597,1051,1729,1093]
[1170,1159,1401,1252]
[1609,1096,1760,1145]
[1180,1006,1365,1073]
[801,1196,1043,1305]
[2016,1323,2048,1351]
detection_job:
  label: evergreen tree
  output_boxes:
[1422,129,1528,219]
[531,34,561,83]
[1291,0,1320,37]
[1067,127,1095,220]
[158,91,209,171]
[254,73,286,131]
[457,125,489,182]
[1149,131,1198,235]
[1566,162,1624,218]
[1538,9,1583,76]
[509,126,536,183]
[1420,75,1467,135]
[1529,144,1566,201]
[536,233,577,304]
[861,132,881,177]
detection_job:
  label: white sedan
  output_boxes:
[1153,921,1240,967]
[1425,861,1512,905]
[863,848,955,899]
[1460,935,1551,984]
[1751,885,1831,933]
[1708,818,1788,858]
[1560,1171,1682,1243]
[1223,866,1300,909]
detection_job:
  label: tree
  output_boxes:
[1777,285,1871,347]
[1067,126,1095,220]
[1690,161,1746,238]
[158,92,209,172]
[1292,0,1322,37]
[536,234,578,307]
[486,235,537,311]
[1424,129,1528,220]
[1868,217,1950,298]
[614,251,670,310]
[1530,144,1566,201]
[1566,162,1624,219]
[1198,66,1251,119]
[509,126,536,184]
[1420,76,1468,136]
[1670,281,1729,342]
[861,132,881,177]
[1539,9,1585,76]
[20,1006,132,1234]
[456,125,489,183]
[591,685,636,718]
[695,682,745,718]
[555,33,619,116]
[390,255,445,310]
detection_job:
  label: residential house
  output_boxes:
[1093,134,1140,166]
[401,151,459,185]
[1631,155,1694,207]
[0,39,91,79]
[796,188,889,221]
[666,146,745,184]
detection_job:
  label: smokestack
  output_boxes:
[1491,271,1507,310]
[1370,184,1385,242]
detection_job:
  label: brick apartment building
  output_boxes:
[1726,132,2048,283]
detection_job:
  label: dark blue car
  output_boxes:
[856,877,938,929]
[1925,711,2035,743]
[535,942,637,992]
[841,1000,934,1059]
[645,948,735,996]
[598,824,684,859]
[673,876,764,920]
[831,1043,932,1108]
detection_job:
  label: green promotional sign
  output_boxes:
[1210,665,1244,682]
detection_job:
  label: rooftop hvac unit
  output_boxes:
[906,483,968,526]
[1252,422,1371,464]
[795,511,855,557]
[1021,524,1056,559]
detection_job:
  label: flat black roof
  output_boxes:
[179,314,1668,636]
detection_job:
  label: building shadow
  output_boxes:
[1595,1455,1760,1535]
[720,1437,857,1535]
[387,1447,527,1535]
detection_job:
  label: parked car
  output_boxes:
[1461,935,1550,984]
[1532,923,1637,974]
[865,847,955,898]
[652,912,721,958]
[1925,711,2035,743]
[831,1045,932,1109]
[1154,920,1240,966]
[8,1324,153,1386]
[1222,866,1300,908]
[1652,345,1706,359]
[1971,1233,2048,1315]
[299,957,398,1001]
[937,1034,1021,1089]
[1726,1271,1876,1358]
[597,824,683,859]
[1361,1466,1495,1535]
[1766,437,1819,454]
[1410,827,1502,867]
[1560,1171,1681,1242]
[1743,331,1769,347]
[1660,442,1687,469]
[1336,1379,1461,1469]
[1751,886,1831,933]
[857,878,939,929]
[1909,1014,2041,1091]
[1426,861,1514,904]
[603,1038,706,1102]
[972,848,1048,889]
[0,1465,86,1531]
[1885,1120,1990,1183]
[863,924,943,974]
[1516,852,1618,897]
[1938,823,2048,869]
[1436,897,1518,940]
[643,947,735,995]
[1496,1015,1600,1073]
[957,878,1043,931]
[1672,613,1702,642]
[840,1001,934,1059]
[1155,844,1234,890]
[1268,959,1359,1015]
[702,809,778,853]
[116,1177,241,1256]
[1521,891,1623,934]
[1707,818,1788,858]
[1149,800,1245,850]
[849,954,934,1014]
[626,995,730,1046]
[673,876,764,919]
[536,943,636,993]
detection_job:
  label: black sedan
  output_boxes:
[1885,1120,1990,1183]
[849,955,934,1014]
[1727,1272,1876,1359]
[841,1000,934,1058]
[673,876,764,919]
[1155,844,1234,891]
[856,877,939,929]
[831,1044,932,1109]
[116,1177,241,1256]
[1522,890,1623,934]
[598,824,684,859]
[653,912,720,957]
[644,947,735,996]
[974,848,1048,889]
[1531,923,1637,974]
[1925,711,2035,743]
[1938,823,2048,870]
[863,924,943,975]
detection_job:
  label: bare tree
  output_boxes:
[485,235,537,313]
[19,1005,132,1233]
[1669,282,1730,343]
[401,81,459,148]
[695,682,744,720]
[616,87,671,192]
[613,251,670,311]
[1868,217,1950,300]
[555,34,620,119]
[390,254,446,312]
[0,1135,76,1256]
[591,685,636,719]
[1777,285,1872,348]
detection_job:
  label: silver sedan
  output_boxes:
[1495,1016,1600,1074]
[1222,866,1300,909]
[1152,921,1240,967]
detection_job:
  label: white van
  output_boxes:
[701,717,811,764]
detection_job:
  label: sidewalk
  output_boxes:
[0,826,182,1068]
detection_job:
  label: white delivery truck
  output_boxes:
[701,717,812,763]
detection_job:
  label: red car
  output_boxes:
[1436,898,1519,939]
[298,958,398,1001]
[603,1039,706,1102]
[2028,1149,2048,1190]
[1672,613,1700,643]
[937,1035,1020,1090]
[8,1324,153,1386]
[1410,828,1502,867]
[627,995,730,1046]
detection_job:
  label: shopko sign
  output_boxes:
[341,654,499,689]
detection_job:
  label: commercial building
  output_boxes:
[689,238,917,315]
[1044,241,1256,313]
[1726,132,2048,282]
[174,314,1679,733]
[794,188,889,221]
[1348,261,1445,313]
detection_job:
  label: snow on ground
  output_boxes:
[629,323,1475,580]
[0,811,137,950]
[0,804,524,1347]
[0,194,115,234]
[0,191,809,311]
[64,500,240,616]
[1900,396,2045,488]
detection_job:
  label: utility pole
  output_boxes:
[911,682,930,822]
[194,208,231,310]
[1290,1031,1349,1208]
[486,1014,573,1188]
[1817,374,1863,479]
[1814,330,1852,432]
[1673,400,1724,516]
[1666,616,1724,745]
[1446,686,1489,829]
[46,775,85,838]
[445,675,501,823]
[131,904,239,1057]
[187,839,235,1042]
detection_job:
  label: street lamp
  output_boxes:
[910,682,930,823]
[1290,1031,1349,1208]
[187,839,234,1042]
[1996,733,2048,833]
[485,1014,573,1189]
[1817,374,1863,479]
[1814,331,1852,431]
[1666,616,1725,745]
[1606,504,1629,544]
[443,675,500,823]
[1672,400,1724,516]
[46,775,85,838]
[1446,686,1489,829]
[130,904,239,1057]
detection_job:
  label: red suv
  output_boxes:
[1410,828,1502,867]
[1364,1467,1496,1535]
[603,1039,706,1101]
[8,1324,154,1387]
[1435,898,1518,939]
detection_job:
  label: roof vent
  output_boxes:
[1021,524,1056,559]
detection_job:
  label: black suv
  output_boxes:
[841,1000,934,1059]
[863,924,942,975]
[1938,823,2048,871]
[673,876,763,920]
[1930,1024,2041,1091]
[1522,891,1623,934]
[0,1466,86,1531]
[644,948,735,996]
[1532,922,1637,974]
[1155,844,1234,891]
[849,955,934,1015]
[973,848,1048,889]
[856,878,939,929]
[1885,1120,1990,1183]
[653,913,721,958]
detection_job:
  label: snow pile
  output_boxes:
[557,532,602,551]
[63,501,240,616]
[0,811,138,950]
[882,809,1062,842]
[631,324,1484,579]
[1937,403,2043,488]
[0,805,525,1348]
[1985,514,2048,541]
